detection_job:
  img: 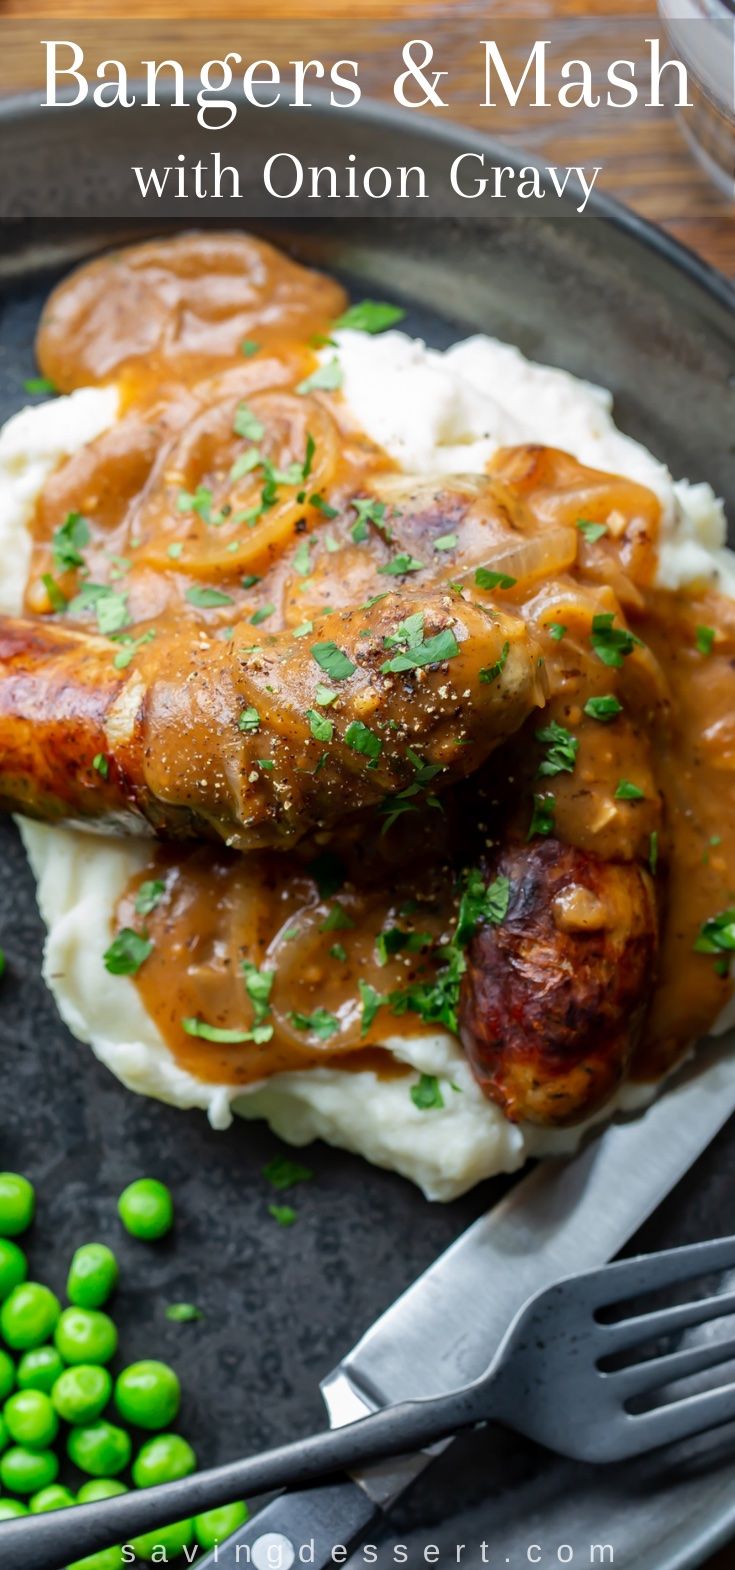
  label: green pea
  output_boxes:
[0,1349,15,1403]
[77,1478,128,1503]
[0,1496,29,1520]
[54,1307,118,1366]
[117,1179,174,1241]
[29,1483,76,1513]
[67,1244,119,1310]
[0,1238,28,1301]
[53,1364,112,1425]
[195,1500,250,1549]
[130,1519,194,1561]
[132,1433,196,1489]
[0,1174,35,1238]
[16,1346,65,1393]
[0,1283,61,1350]
[4,1389,59,1448]
[67,1552,123,1570]
[114,1361,180,1431]
[0,1444,58,1494]
[67,1421,132,1478]
[0,1415,8,1453]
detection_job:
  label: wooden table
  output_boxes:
[1,1,733,1564]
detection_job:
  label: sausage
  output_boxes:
[0,591,545,851]
[459,837,659,1125]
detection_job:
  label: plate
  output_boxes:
[1,94,735,1570]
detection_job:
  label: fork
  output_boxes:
[8,1233,735,1570]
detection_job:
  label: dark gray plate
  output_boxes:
[1,94,735,1570]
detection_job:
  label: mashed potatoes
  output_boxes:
[1,331,731,1200]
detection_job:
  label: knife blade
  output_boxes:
[321,1034,735,1506]
[196,1035,735,1570]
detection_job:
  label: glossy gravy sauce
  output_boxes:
[27,233,735,1102]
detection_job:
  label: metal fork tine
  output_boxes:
[604,1286,735,1354]
[629,1377,735,1451]
[614,1333,735,1400]
[592,1235,735,1310]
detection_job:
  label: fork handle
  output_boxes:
[2,1385,488,1570]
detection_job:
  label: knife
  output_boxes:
[196,1034,735,1570]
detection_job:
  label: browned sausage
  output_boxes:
[459,837,658,1125]
[0,593,545,850]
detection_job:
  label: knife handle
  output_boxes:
[194,1476,382,1570]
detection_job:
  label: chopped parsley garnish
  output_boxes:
[112,629,156,671]
[177,485,215,521]
[242,574,260,589]
[548,622,566,641]
[310,494,339,519]
[241,960,274,1027]
[268,1204,297,1226]
[182,1017,273,1045]
[292,539,312,577]
[358,979,387,1035]
[293,620,313,639]
[68,583,130,633]
[475,567,517,590]
[297,358,343,396]
[378,553,424,577]
[165,1303,203,1323]
[480,640,510,684]
[584,695,623,722]
[344,720,382,760]
[694,908,735,955]
[52,511,90,571]
[96,591,130,637]
[528,794,555,839]
[103,928,153,976]
[350,498,389,542]
[536,720,579,777]
[240,339,260,357]
[233,402,265,442]
[455,870,510,945]
[92,754,109,779]
[263,1156,313,1190]
[434,533,458,553]
[695,625,716,656]
[589,613,640,668]
[186,585,234,609]
[23,375,56,396]
[288,1008,340,1039]
[257,758,275,772]
[306,708,334,743]
[333,300,405,334]
[41,573,68,613]
[315,683,338,707]
[385,866,508,1037]
[135,880,166,916]
[381,627,459,674]
[648,830,659,876]
[311,641,356,681]
[321,903,354,933]
[250,603,275,626]
[238,707,261,733]
[615,779,645,801]
[168,543,184,560]
[576,518,608,543]
[375,927,432,966]
[410,1074,444,1111]
[230,448,261,483]
[330,943,348,963]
